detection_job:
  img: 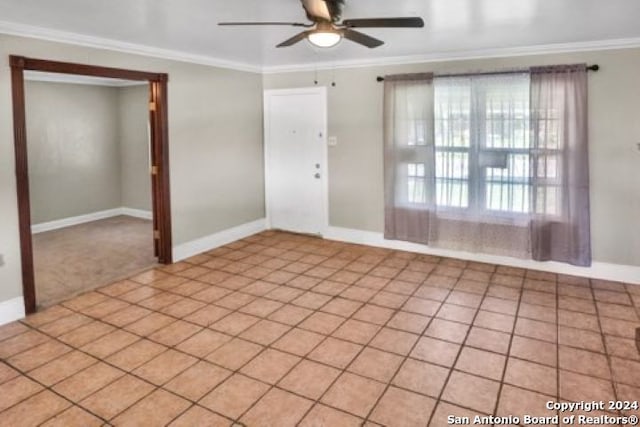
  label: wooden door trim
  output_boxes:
[9,55,172,314]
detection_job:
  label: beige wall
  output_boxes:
[26,81,122,224]
[118,85,151,212]
[263,48,640,267]
[25,81,152,224]
[0,34,265,302]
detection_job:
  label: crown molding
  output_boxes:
[0,20,263,74]
[261,37,640,74]
[2,20,640,76]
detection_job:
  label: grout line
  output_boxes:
[491,269,528,425]
[424,264,497,426]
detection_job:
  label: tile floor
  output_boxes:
[1,230,639,426]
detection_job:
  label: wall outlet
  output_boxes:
[328,136,338,147]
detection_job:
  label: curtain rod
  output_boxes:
[376,64,599,82]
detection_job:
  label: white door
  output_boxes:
[264,87,327,235]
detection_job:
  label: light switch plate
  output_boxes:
[328,136,338,147]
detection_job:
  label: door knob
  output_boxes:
[314,173,321,179]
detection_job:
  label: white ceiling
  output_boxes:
[1,0,640,72]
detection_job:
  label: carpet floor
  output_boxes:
[33,215,158,308]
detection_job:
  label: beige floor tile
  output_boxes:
[106,339,167,372]
[40,405,104,427]
[200,374,269,419]
[442,371,500,413]
[268,304,314,325]
[559,346,611,379]
[610,357,640,387]
[278,360,341,399]
[430,401,484,427]
[79,374,154,420]
[455,347,506,380]
[175,329,232,358]
[299,312,345,335]
[168,405,230,427]
[272,328,325,356]
[425,319,470,344]
[466,327,511,354]
[164,361,231,401]
[392,358,450,398]
[370,386,436,427]
[369,327,419,356]
[411,336,460,367]
[240,388,313,427]
[132,349,197,386]
[299,404,363,427]
[0,330,51,359]
[509,336,557,367]
[332,319,381,345]
[504,358,557,396]
[28,350,97,386]
[239,319,291,345]
[0,362,20,385]
[308,337,363,369]
[80,329,139,359]
[111,389,190,426]
[321,372,386,418]
[559,370,616,402]
[0,376,44,412]
[497,385,556,419]
[240,348,300,384]
[386,311,431,334]
[0,390,71,427]
[210,311,260,335]
[7,340,72,372]
[348,347,404,383]
[205,338,264,370]
[183,304,231,327]
[52,362,124,402]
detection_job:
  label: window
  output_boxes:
[404,73,559,217]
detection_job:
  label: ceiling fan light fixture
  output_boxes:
[307,30,342,48]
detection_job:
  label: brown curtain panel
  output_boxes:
[529,64,592,266]
[383,73,434,245]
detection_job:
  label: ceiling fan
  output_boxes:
[219,0,424,49]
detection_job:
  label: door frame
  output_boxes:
[263,86,329,236]
[9,55,173,314]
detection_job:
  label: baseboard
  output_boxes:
[120,207,153,220]
[173,219,268,262]
[0,297,26,326]
[32,207,153,234]
[324,226,640,285]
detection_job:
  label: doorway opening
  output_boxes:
[10,56,172,314]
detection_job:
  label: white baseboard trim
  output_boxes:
[324,226,640,285]
[0,297,25,326]
[32,207,153,234]
[120,207,153,220]
[173,219,268,262]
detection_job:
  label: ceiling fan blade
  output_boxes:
[277,31,312,48]
[219,22,309,27]
[342,29,384,48]
[342,17,425,28]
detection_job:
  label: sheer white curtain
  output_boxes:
[384,73,434,244]
[428,73,532,258]
[530,65,591,266]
